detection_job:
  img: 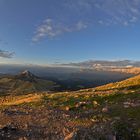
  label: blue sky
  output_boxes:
[0,0,140,65]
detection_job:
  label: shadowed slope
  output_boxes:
[0,70,58,95]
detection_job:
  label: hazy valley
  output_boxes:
[0,62,140,140]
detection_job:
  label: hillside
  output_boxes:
[0,74,140,139]
[0,70,57,95]
[95,74,140,91]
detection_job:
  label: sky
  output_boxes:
[0,0,140,65]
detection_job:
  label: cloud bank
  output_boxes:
[0,50,15,58]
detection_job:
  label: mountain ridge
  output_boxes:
[0,70,57,95]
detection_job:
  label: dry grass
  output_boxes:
[0,93,43,106]
[95,74,140,91]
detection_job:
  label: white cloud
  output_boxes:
[32,0,140,42]
[130,16,138,22]
[0,50,14,58]
[32,19,87,42]
[76,21,87,30]
[65,0,140,26]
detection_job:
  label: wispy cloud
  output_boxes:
[0,50,15,58]
[32,0,140,42]
[65,0,140,26]
[32,19,87,42]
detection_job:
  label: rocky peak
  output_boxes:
[18,70,37,81]
[21,70,34,77]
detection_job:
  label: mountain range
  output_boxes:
[1,60,140,75]
[65,60,140,68]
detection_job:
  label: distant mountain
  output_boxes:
[15,70,38,82]
[1,61,140,76]
[63,60,140,74]
[0,70,58,95]
[102,67,140,74]
[0,64,82,77]
[64,60,140,68]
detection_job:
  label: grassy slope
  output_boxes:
[95,74,140,91]
[0,75,140,139]
[0,76,56,95]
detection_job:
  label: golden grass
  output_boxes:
[0,94,43,106]
[95,74,140,91]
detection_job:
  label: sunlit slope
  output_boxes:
[95,74,140,91]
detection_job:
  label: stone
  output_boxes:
[65,106,70,111]
[93,101,98,105]
[102,107,109,113]
[64,131,76,140]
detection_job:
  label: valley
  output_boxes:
[0,70,140,139]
